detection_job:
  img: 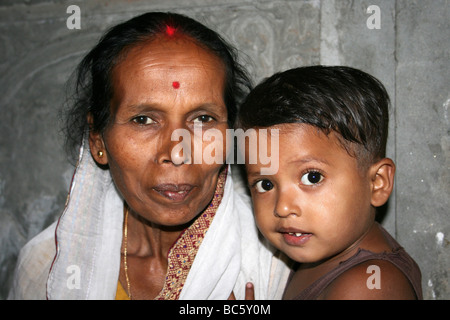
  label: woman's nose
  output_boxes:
[156,126,192,165]
[274,190,301,218]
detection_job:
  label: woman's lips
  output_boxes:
[279,227,312,246]
[153,184,194,202]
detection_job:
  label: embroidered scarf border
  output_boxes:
[154,167,228,300]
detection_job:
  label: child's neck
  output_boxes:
[284,222,393,299]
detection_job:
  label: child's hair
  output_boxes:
[237,66,391,168]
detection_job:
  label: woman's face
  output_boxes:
[91,36,228,227]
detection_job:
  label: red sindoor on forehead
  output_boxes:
[164,25,181,90]
[166,25,176,36]
[172,81,180,89]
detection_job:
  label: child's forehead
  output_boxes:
[266,123,330,140]
[278,124,336,150]
[251,123,353,164]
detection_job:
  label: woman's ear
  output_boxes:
[87,113,108,166]
[369,158,396,207]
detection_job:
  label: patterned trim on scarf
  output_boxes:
[154,167,228,300]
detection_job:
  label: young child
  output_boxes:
[237,66,423,300]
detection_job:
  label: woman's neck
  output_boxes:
[125,208,191,259]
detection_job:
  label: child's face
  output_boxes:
[245,123,375,264]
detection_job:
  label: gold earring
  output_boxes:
[98,151,104,158]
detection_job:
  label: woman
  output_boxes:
[9,12,290,300]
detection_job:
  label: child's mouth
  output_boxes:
[282,232,312,246]
[288,232,305,237]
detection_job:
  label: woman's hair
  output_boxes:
[62,12,252,159]
[237,65,390,166]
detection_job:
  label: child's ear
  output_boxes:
[87,113,108,166]
[369,158,395,207]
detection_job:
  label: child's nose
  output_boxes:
[273,190,301,218]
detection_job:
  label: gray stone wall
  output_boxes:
[0,0,448,299]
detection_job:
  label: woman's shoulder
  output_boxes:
[8,222,57,300]
[20,221,57,260]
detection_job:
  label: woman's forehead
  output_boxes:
[109,36,227,115]
[115,35,225,74]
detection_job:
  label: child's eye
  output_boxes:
[254,180,274,193]
[300,171,323,186]
[132,115,155,125]
[193,115,214,123]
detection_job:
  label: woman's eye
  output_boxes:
[132,116,155,125]
[193,115,214,123]
[300,171,323,186]
[254,180,274,193]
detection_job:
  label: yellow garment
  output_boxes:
[115,281,130,300]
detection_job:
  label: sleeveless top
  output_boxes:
[285,224,423,300]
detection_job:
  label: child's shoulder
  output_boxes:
[320,258,417,300]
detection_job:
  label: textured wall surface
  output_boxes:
[0,0,448,300]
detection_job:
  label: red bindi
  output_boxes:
[172,81,180,89]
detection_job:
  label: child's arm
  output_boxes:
[320,260,417,300]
